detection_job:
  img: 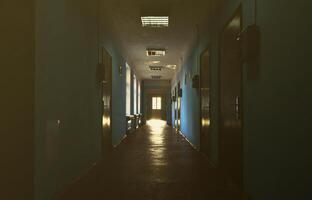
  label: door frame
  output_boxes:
[218,4,244,190]
[100,47,113,156]
[199,48,212,155]
[149,95,164,120]
[177,82,181,131]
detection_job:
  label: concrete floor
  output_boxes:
[56,120,241,200]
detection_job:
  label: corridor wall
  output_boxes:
[0,0,35,199]
[35,0,127,199]
[172,0,312,199]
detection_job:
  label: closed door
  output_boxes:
[177,83,181,131]
[219,7,243,190]
[174,86,178,129]
[200,49,211,157]
[101,48,112,155]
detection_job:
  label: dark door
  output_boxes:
[172,89,176,127]
[200,49,211,157]
[174,86,178,129]
[101,48,112,155]
[177,83,181,131]
[219,7,243,190]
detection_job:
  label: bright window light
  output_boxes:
[141,16,169,27]
[152,97,162,110]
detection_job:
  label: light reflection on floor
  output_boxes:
[147,119,167,166]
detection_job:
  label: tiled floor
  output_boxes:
[56,120,241,200]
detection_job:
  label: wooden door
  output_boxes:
[174,86,178,129]
[219,7,243,190]
[200,49,211,157]
[101,48,112,155]
[177,83,181,131]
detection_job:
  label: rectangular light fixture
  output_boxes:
[165,64,177,70]
[149,66,163,71]
[141,16,169,27]
[146,49,166,56]
[151,75,162,79]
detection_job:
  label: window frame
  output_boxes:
[152,97,162,110]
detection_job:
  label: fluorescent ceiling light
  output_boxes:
[149,66,163,71]
[151,75,162,79]
[145,61,161,65]
[165,65,177,70]
[141,16,169,27]
[146,49,166,56]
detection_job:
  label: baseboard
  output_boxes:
[177,130,199,151]
[113,134,127,148]
[52,161,98,199]
[177,130,217,168]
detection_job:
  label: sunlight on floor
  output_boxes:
[147,119,167,166]
[147,119,166,127]
[147,119,166,135]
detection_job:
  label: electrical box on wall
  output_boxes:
[192,75,200,89]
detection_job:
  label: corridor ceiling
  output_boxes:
[101,0,221,80]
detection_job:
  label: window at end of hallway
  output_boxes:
[152,97,161,110]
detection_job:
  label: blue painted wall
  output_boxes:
[173,52,201,149]
[101,36,127,147]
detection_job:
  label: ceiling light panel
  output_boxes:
[165,65,177,69]
[141,16,169,27]
[149,66,163,71]
[145,61,161,65]
[151,75,162,79]
[151,61,161,64]
[146,49,166,56]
